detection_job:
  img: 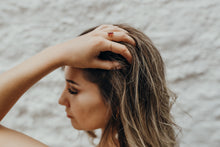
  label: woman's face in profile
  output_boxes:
[59,66,111,131]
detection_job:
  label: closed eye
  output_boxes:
[68,88,78,95]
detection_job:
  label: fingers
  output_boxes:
[102,40,132,64]
[96,24,136,45]
[93,59,121,70]
[94,24,135,64]
[102,27,129,34]
[105,31,136,46]
[96,24,127,33]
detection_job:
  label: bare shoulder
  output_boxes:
[0,125,48,147]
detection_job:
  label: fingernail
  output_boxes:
[116,65,121,69]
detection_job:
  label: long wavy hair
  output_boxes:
[79,24,179,147]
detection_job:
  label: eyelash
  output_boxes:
[68,88,78,95]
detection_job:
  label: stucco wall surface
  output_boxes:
[0,0,220,146]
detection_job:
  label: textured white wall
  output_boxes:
[0,0,220,146]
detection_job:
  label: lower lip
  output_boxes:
[67,114,72,118]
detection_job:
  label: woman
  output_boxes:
[0,24,178,147]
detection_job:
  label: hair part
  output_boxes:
[80,24,180,147]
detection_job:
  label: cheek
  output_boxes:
[70,92,111,130]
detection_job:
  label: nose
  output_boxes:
[58,90,70,107]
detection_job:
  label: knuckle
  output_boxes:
[113,26,119,30]
[91,30,100,36]
[95,37,105,46]
[104,64,112,70]
[122,33,127,39]
[93,31,100,37]
[121,46,127,53]
[99,24,109,29]
[107,65,112,70]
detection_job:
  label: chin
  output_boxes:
[71,121,81,130]
[70,119,104,131]
[71,121,87,130]
[71,123,100,131]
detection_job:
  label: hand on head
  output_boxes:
[55,24,135,70]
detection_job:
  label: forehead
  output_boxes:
[65,66,83,79]
[64,66,90,86]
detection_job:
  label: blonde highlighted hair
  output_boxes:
[80,24,179,147]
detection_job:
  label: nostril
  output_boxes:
[66,102,70,107]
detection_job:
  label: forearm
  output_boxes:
[0,47,62,121]
[0,25,134,121]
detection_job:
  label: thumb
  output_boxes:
[92,59,121,70]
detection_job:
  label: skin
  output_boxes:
[59,67,112,131]
[60,67,119,147]
[0,24,135,146]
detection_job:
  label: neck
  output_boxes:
[97,139,119,147]
[97,128,119,147]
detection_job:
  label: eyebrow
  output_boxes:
[66,79,79,86]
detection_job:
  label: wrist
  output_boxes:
[42,46,65,68]
[45,39,80,68]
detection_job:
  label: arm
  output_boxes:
[0,48,61,121]
[0,125,48,147]
[0,25,135,121]
[0,24,134,146]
